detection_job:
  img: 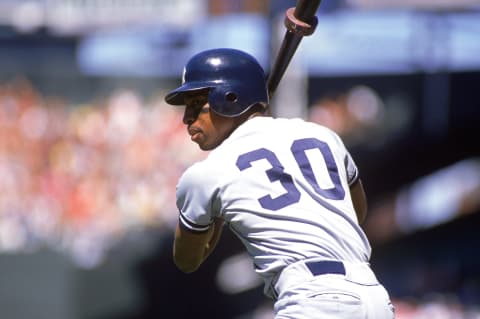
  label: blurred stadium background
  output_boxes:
[0,0,479,318]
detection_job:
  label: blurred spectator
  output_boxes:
[308,85,386,146]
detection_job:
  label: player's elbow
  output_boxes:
[173,254,201,273]
[175,263,198,274]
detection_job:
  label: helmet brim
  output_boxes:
[164,82,212,105]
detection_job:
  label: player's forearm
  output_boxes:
[173,241,202,273]
[202,218,224,259]
[173,223,214,273]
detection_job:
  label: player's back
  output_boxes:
[209,117,371,265]
[177,116,371,285]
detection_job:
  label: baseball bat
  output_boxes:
[267,0,322,98]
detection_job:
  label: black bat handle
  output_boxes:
[267,0,322,97]
[294,0,321,22]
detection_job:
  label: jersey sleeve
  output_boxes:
[176,162,220,233]
[344,150,360,186]
[327,126,360,186]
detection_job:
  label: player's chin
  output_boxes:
[192,133,222,151]
[191,134,206,150]
[198,142,215,151]
[197,139,219,151]
[193,138,208,151]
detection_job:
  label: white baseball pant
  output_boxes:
[272,259,395,319]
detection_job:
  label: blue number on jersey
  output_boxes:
[236,138,345,211]
[292,138,345,200]
[236,148,301,210]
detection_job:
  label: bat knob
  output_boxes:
[284,7,318,37]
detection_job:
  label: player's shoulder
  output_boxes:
[178,160,214,192]
[179,150,231,185]
[181,156,215,178]
[276,117,338,136]
[237,116,316,132]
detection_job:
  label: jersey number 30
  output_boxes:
[236,137,345,211]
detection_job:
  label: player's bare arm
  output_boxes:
[350,179,368,224]
[202,217,225,258]
[173,218,224,273]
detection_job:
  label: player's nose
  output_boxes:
[183,108,195,125]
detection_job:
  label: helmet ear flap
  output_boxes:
[208,85,245,117]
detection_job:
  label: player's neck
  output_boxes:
[247,111,266,120]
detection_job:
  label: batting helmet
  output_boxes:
[164,48,269,117]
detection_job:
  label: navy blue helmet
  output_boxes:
[165,48,269,117]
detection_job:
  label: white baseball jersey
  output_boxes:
[176,116,372,297]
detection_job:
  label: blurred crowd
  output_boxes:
[392,295,480,319]
[249,294,480,319]
[0,77,205,268]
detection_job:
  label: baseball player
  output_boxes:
[165,48,395,318]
